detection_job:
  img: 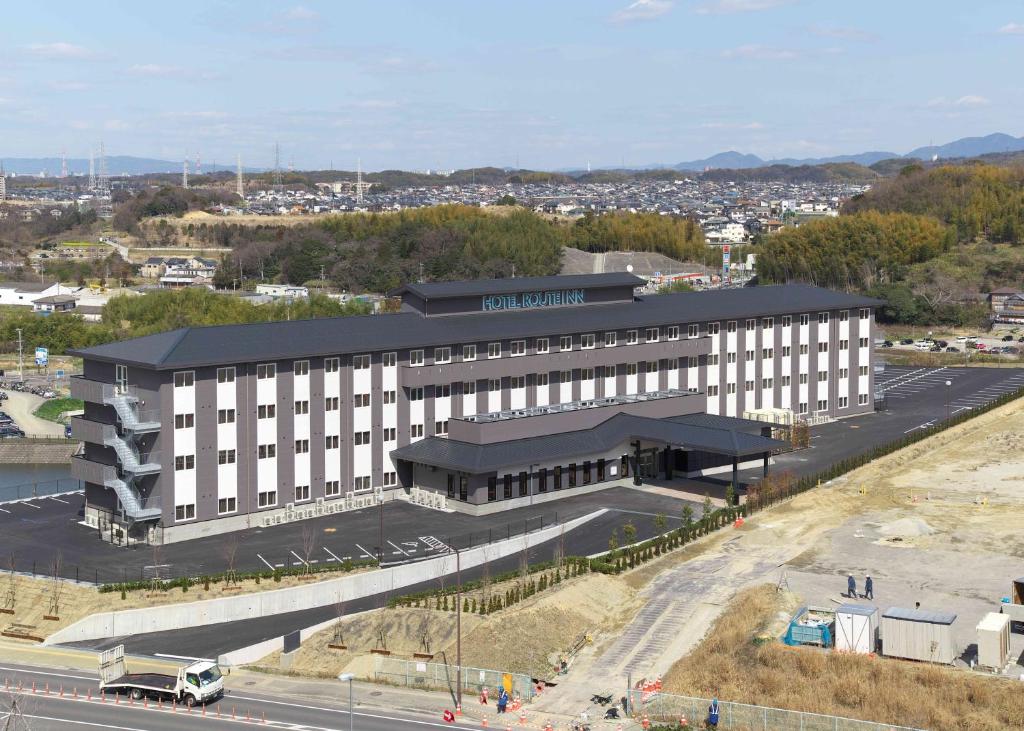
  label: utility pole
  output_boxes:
[15,328,23,383]
[377,496,384,563]
[455,545,462,712]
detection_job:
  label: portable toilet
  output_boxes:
[976,612,1010,671]
[881,607,957,664]
[835,604,879,654]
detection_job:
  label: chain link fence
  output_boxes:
[0,477,81,504]
[373,655,534,701]
[635,690,923,731]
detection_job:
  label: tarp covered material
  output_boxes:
[882,607,956,625]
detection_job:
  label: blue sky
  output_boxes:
[1,0,1022,171]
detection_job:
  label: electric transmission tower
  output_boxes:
[88,150,96,191]
[97,140,110,198]
[60,149,68,179]
[356,158,364,206]
[236,154,244,200]
[273,142,283,191]
[0,162,6,202]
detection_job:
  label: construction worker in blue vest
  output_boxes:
[707,698,720,728]
[847,574,857,599]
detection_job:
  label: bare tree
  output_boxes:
[552,527,565,572]
[46,552,64,619]
[479,548,491,608]
[149,544,163,593]
[301,524,317,575]
[331,595,347,648]
[221,534,240,587]
[1,555,15,615]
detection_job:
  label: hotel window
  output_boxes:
[174,454,195,471]
[258,444,276,459]
[382,390,396,404]
[218,449,236,465]
[353,355,370,370]
[383,427,397,441]
[762,348,774,359]
[295,485,310,502]
[800,314,810,326]
[581,368,594,380]
[708,354,719,365]
[799,402,808,414]
[859,308,870,319]
[294,360,309,376]
[745,380,755,392]
[553,465,563,490]
[488,342,501,358]
[746,319,756,330]
[840,310,849,322]
[782,346,792,357]
[326,435,339,449]
[561,370,572,384]
[745,350,755,362]
[800,344,809,355]
[295,439,310,454]
[434,347,451,364]
[536,373,549,387]
[510,376,525,389]
[175,504,195,521]
[781,375,791,386]
[727,321,737,333]
[382,352,397,367]
[782,315,792,327]
[257,404,276,419]
[839,396,849,408]
[487,477,497,502]
[258,490,277,507]
[818,342,829,353]
[727,353,737,364]
[581,333,595,349]
[688,324,699,338]
[489,378,501,392]
[409,387,424,401]
[687,356,698,368]
[568,464,577,488]
[645,361,657,374]
[839,339,849,350]
[707,384,719,397]
[410,424,423,439]
[708,323,720,335]
[626,363,638,376]
[218,497,237,514]
[437,384,451,398]
[646,327,659,342]
[410,350,424,366]
[536,337,549,353]
[667,326,679,341]
[355,431,371,445]
[462,344,477,361]
[354,393,370,407]
[325,396,340,411]
[818,313,829,324]
[818,371,828,383]
[762,377,774,389]
[256,364,275,380]
[518,471,529,497]
[510,340,526,356]
[859,365,869,376]
[817,399,828,411]
[560,335,573,351]
[354,476,372,491]
[463,381,476,395]
[325,480,340,497]
[217,367,235,383]
[859,337,869,347]
[174,413,194,429]
[294,400,309,415]
[435,420,449,436]
[503,474,513,499]
[447,475,456,499]
[799,373,809,385]
[763,317,774,329]
[384,472,397,487]
[727,383,737,395]
[839,368,849,379]
[174,371,195,388]
[626,330,638,345]
[667,358,678,370]
[325,357,340,372]
[217,408,235,424]
[859,393,869,405]
[604,332,617,347]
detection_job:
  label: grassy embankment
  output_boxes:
[32,397,83,423]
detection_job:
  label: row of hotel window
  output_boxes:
[173,473,401,522]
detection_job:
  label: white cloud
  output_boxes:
[50,81,90,92]
[808,24,876,42]
[610,0,674,23]
[25,42,95,59]
[130,64,183,77]
[283,5,319,21]
[927,95,990,108]
[700,121,764,129]
[721,44,798,60]
[997,22,1024,35]
[695,0,792,15]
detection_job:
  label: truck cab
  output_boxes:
[180,661,224,704]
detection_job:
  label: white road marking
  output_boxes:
[0,665,94,681]
[388,540,409,557]
[154,653,215,662]
[0,507,9,514]
[354,542,375,559]
[256,553,275,570]
[20,715,152,731]
[322,546,342,563]
[19,501,41,509]
[290,550,308,566]
[48,496,70,504]
[229,693,488,730]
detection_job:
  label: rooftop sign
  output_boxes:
[481,288,585,312]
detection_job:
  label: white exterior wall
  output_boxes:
[817,315,830,412]
[706,325,720,415]
[382,356,398,480]
[324,364,342,493]
[604,367,617,398]
[798,317,810,411]
[293,367,310,499]
[353,358,372,481]
[256,369,277,506]
[781,320,792,409]
[858,311,871,401]
[172,375,196,512]
[215,374,236,510]
[510,380,526,410]
[839,313,850,410]
[725,323,737,417]
[535,378,549,407]
[667,359,679,391]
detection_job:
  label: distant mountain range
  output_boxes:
[670,132,1024,171]
[0,155,262,176]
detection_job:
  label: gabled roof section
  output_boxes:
[71,328,192,369]
[389,272,645,299]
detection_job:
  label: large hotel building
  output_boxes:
[70,273,878,542]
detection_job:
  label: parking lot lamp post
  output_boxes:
[945,380,951,421]
[338,673,354,731]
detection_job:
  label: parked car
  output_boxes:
[900,338,914,345]
[1002,335,1014,342]
[882,340,894,347]
[945,346,960,353]
[0,412,13,424]
[936,340,948,348]
[956,336,969,342]
[0,426,25,438]
[1005,347,1020,355]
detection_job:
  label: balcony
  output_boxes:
[70,377,160,433]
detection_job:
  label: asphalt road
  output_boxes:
[0,661,482,731]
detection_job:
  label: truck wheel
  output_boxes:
[184,694,197,707]
[131,688,144,701]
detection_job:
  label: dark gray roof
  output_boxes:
[668,412,769,434]
[837,603,878,616]
[389,272,645,299]
[0,281,55,293]
[882,607,956,625]
[390,412,786,474]
[70,283,882,370]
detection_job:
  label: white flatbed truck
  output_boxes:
[98,644,224,705]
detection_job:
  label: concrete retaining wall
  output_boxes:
[45,510,604,647]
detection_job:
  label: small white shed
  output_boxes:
[976,612,1010,671]
[881,607,957,664]
[835,604,879,654]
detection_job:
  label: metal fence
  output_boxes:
[373,655,534,701]
[633,690,923,731]
[0,477,81,504]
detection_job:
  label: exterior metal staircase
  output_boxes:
[101,387,162,522]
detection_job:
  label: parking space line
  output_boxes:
[0,507,9,514]
[48,496,70,504]
[388,540,409,557]
[256,553,275,570]
[323,546,342,563]
[19,501,41,509]
[290,550,308,567]
[354,542,376,559]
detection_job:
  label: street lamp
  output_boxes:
[945,380,952,421]
[338,673,354,731]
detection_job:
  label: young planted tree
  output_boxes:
[622,521,637,547]
[332,596,347,648]
[608,528,619,554]
[46,552,64,619]
[2,554,16,614]
[149,545,164,593]
[654,513,667,533]
[702,492,714,524]
[301,524,318,575]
